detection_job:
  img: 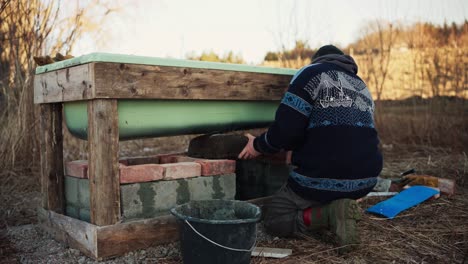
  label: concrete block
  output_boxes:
[161,162,201,180]
[120,174,236,220]
[120,183,144,219]
[196,159,236,176]
[263,163,289,195]
[120,164,165,184]
[66,160,88,178]
[65,176,79,206]
[235,160,267,200]
[121,180,180,219]
[189,174,236,201]
[77,178,90,208]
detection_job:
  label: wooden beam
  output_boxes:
[88,99,120,225]
[34,63,95,104]
[96,215,179,259]
[93,62,290,100]
[39,104,64,213]
[38,209,178,260]
[38,208,97,258]
[34,62,291,102]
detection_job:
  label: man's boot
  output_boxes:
[303,199,361,253]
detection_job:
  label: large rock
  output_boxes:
[188,134,248,159]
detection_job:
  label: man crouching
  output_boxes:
[239,45,383,253]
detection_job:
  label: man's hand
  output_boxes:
[238,133,261,160]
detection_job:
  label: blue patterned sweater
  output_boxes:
[254,54,383,203]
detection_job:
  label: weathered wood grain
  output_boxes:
[34,63,95,104]
[39,104,64,213]
[38,208,97,258]
[34,62,291,102]
[96,215,179,259]
[38,209,179,260]
[93,62,290,100]
[87,99,120,226]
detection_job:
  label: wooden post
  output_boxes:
[88,99,120,225]
[39,103,64,213]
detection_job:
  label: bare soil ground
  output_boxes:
[1,143,467,264]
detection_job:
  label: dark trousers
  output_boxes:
[263,183,322,237]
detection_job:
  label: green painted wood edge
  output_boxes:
[35,52,298,75]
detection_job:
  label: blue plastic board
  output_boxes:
[366,186,440,219]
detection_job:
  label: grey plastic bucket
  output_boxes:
[170,199,261,264]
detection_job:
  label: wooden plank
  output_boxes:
[252,247,292,258]
[34,63,95,104]
[39,104,64,213]
[38,209,179,260]
[96,215,179,259]
[37,208,97,258]
[88,99,120,225]
[93,62,290,100]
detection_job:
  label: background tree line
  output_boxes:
[0,0,466,172]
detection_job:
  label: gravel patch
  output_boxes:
[5,222,274,263]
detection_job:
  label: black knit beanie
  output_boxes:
[312,45,344,60]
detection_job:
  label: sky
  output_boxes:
[74,0,467,64]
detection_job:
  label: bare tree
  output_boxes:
[358,20,399,101]
[0,0,116,169]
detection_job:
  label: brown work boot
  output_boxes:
[304,199,361,253]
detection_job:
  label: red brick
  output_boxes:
[196,159,236,176]
[66,160,88,178]
[161,162,201,180]
[119,164,165,184]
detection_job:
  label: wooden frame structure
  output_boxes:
[34,53,293,259]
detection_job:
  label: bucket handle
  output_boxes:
[184,220,257,252]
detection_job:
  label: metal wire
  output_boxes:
[184,220,257,252]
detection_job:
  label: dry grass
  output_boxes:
[1,141,467,263]
[0,95,466,262]
[250,190,468,264]
[375,98,468,151]
[249,144,468,264]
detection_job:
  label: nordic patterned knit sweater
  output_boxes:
[254,54,383,203]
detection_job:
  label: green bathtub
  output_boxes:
[34,53,295,140]
[64,99,279,140]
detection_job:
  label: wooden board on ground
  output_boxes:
[38,208,179,260]
[252,247,292,258]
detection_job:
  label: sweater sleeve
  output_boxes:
[254,68,314,154]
